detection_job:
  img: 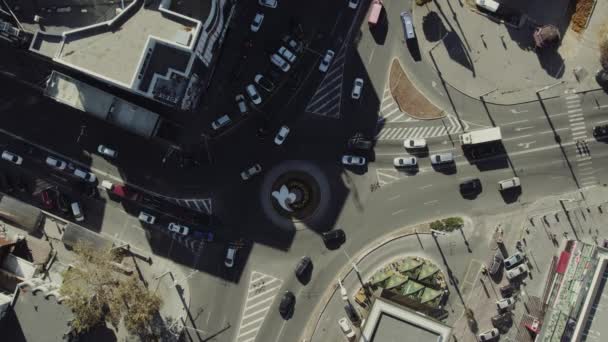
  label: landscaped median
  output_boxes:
[389,58,444,120]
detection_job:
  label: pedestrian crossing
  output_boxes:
[236,271,283,342]
[376,114,466,141]
[304,44,347,118]
[564,94,597,188]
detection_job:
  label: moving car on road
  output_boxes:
[351,78,364,99]
[279,291,295,318]
[168,222,189,236]
[225,246,237,268]
[478,328,499,341]
[251,13,264,32]
[211,114,232,130]
[404,138,427,149]
[459,178,482,196]
[274,126,290,145]
[73,168,96,183]
[97,145,118,158]
[259,0,277,8]
[338,317,356,340]
[430,152,454,165]
[241,163,262,180]
[246,84,262,105]
[393,156,417,168]
[342,155,366,166]
[46,156,67,170]
[295,256,312,280]
[319,49,335,73]
[504,252,525,269]
[322,229,345,245]
[1,151,22,165]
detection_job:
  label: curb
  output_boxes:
[300,216,470,341]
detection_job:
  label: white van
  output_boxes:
[71,202,84,222]
[498,177,520,191]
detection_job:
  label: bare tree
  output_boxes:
[60,242,162,337]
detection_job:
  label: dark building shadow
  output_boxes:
[499,187,522,203]
[370,8,389,45]
[422,11,447,42]
[536,47,565,79]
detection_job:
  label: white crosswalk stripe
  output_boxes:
[375,114,465,141]
[305,45,348,118]
[236,271,283,342]
[165,197,213,215]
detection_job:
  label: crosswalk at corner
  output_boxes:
[378,85,419,123]
[235,271,284,342]
[376,114,466,141]
[166,198,212,215]
[304,44,347,118]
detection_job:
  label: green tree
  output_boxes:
[60,242,162,336]
[430,220,445,231]
[442,217,464,231]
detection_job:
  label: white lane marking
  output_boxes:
[570,122,586,127]
[577,156,592,162]
[578,161,592,167]
[567,103,581,109]
[424,200,439,205]
[571,126,586,131]
[419,184,433,189]
[566,95,580,100]
[510,109,529,114]
[502,119,529,126]
[503,134,532,141]
[388,195,401,201]
[569,117,584,122]
[568,108,582,113]
[517,141,536,149]
[392,209,405,215]
[515,126,534,131]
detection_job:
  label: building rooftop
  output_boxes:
[359,297,452,342]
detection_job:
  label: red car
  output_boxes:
[111,184,141,201]
[40,190,53,209]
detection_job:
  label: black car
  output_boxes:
[295,256,312,280]
[322,229,345,246]
[344,303,361,326]
[459,178,482,196]
[593,125,608,139]
[279,291,295,318]
[499,284,514,298]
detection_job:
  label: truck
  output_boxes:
[459,127,502,145]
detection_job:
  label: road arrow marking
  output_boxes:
[510,109,529,114]
[517,141,536,149]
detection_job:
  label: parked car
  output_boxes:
[278,46,296,63]
[403,138,427,149]
[1,151,22,165]
[496,297,516,311]
[351,78,364,99]
[295,256,312,280]
[283,35,302,52]
[348,0,359,9]
[460,178,482,196]
[342,155,366,166]
[57,193,69,213]
[40,190,53,209]
[338,317,356,340]
[500,284,514,298]
[259,0,277,8]
[505,264,528,280]
[487,251,503,275]
[593,124,608,139]
[138,212,156,224]
[73,168,96,183]
[241,163,262,180]
[109,184,141,201]
[251,12,264,32]
[498,177,521,191]
[211,115,232,130]
[504,252,525,269]
[478,328,499,341]
[168,222,190,236]
[322,229,345,246]
[319,50,335,72]
[97,145,117,158]
[274,126,290,145]
[430,152,454,165]
[254,74,275,92]
[279,291,295,318]
[400,11,415,40]
[71,202,84,222]
[46,156,67,170]
[271,53,291,72]
[225,246,237,268]
[475,0,500,13]
[235,94,248,114]
[393,156,417,168]
[246,84,262,105]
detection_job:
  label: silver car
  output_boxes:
[246,84,262,105]
[342,155,366,166]
[168,223,190,236]
[319,50,335,73]
[278,46,296,63]
[74,168,96,183]
[251,13,264,32]
[241,164,262,180]
[430,152,454,165]
[97,144,117,158]
[46,156,67,170]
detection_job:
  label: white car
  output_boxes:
[211,115,232,130]
[225,246,237,268]
[278,46,296,63]
[97,144,117,158]
[241,163,262,180]
[274,126,290,145]
[505,264,529,280]
[498,177,521,191]
[246,84,262,105]
[235,94,248,114]
[138,212,156,224]
[251,13,264,32]
[504,252,525,269]
[348,0,359,9]
[73,168,96,183]
[259,0,277,8]
[168,222,190,236]
[319,50,335,73]
[393,156,417,167]
[1,151,22,165]
[351,78,364,99]
[404,138,427,149]
[46,156,67,170]
[478,328,499,341]
[342,155,366,166]
[496,297,515,311]
[430,152,454,165]
[338,317,356,340]
[271,53,291,72]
